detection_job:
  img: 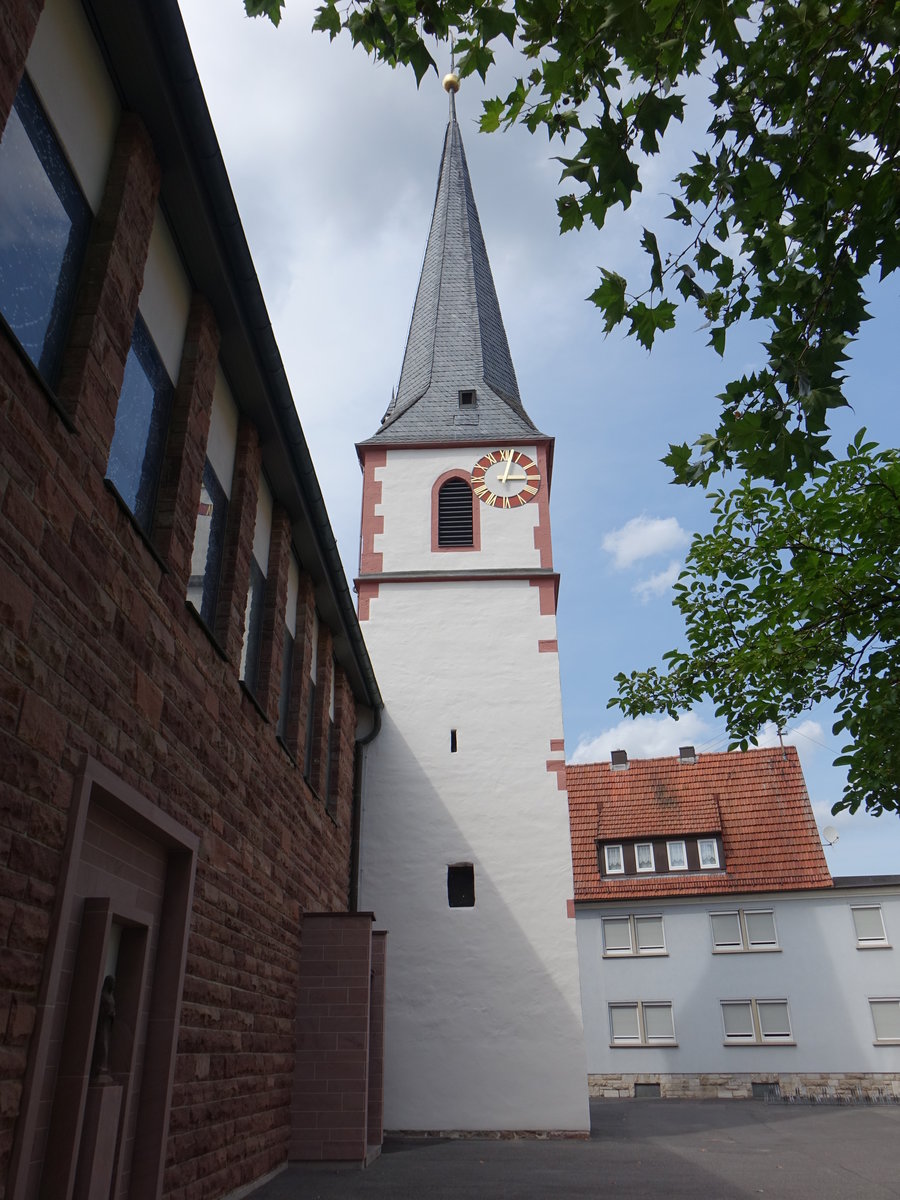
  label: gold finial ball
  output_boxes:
[443,72,460,93]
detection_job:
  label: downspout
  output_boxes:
[349,705,382,912]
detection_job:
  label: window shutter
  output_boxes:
[438,477,474,546]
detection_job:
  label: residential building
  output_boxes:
[568,747,900,1099]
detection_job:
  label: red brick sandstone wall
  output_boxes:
[0,8,364,1195]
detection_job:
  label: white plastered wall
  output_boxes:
[372,446,544,574]
[576,888,900,1077]
[359,571,589,1131]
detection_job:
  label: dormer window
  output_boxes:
[666,840,688,870]
[635,843,655,872]
[458,389,477,408]
[604,845,624,875]
[698,838,720,869]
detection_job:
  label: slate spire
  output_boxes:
[364,90,543,444]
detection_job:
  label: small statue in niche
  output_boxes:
[91,975,116,1081]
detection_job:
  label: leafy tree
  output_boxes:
[614,434,900,815]
[248,0,900,487]
[244,0,900,814]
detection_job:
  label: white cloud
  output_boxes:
[601,516,690,569]
[570,712,711,764]
[755,719,825,750]
[633,560,681,602]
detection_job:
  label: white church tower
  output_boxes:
[356,80,589,1135]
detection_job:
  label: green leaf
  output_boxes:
[558,195,584,233]
[628,299,676,349]
[587,269,627,332]
[247,0,285,22]
[641,227,663,291]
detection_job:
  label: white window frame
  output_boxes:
[666,840,687,870]
[634,842,655,873]
[609,1001,676,1047]
[601,914,666,957]
[698,837,720,869]
[721,998,793,1045]
[851,905,889,948]
[710,909,779,953]
[869,998,900,1044]
[604,844,624,875]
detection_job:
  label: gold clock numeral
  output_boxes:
[503,496,511,508]
[501,448,514,461]
[485,452,497,465]
[523,484,537,496]
[474,484,488,497]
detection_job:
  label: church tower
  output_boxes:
[356,82,589,1135]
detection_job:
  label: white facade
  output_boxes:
[358,442,589,1132]
[576,882,900,1094]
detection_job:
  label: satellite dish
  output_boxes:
[822,825,840,847]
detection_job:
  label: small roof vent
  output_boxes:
[459,389,477,407]
[610,749,629,771]
[679,745,697,764]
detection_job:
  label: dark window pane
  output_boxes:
[277,629,294,742]
[107,312,173,531]
[241,557,266,696]
[324,719,336,816]
[448,863,475,908]
[187,458,228,627]
[438,477,473,546]
[303,681,316,781]
[0,76,91,383]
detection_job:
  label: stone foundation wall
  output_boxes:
[589,1073,900,1101]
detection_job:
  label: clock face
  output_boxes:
[471,449,541,508]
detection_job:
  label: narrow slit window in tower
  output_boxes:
[448,863,475,907]
[450,729,458,753]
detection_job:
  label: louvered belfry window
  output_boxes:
[438,477,474,547]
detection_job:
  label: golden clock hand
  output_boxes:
[501,454,513,483]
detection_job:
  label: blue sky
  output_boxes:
[178,0,900,875]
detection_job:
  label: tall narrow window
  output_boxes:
[438,477,474,547]
[240,476,272,697]
[277,554,300,744]
[303,609,319,781]
[107,213,187,533]
[0,76,92,384]
[188,367,237,626]
[106,312,173,531]
[324,666,336,816]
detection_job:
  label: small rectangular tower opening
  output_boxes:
[458,389,477,407]
[450,729,458,753]
[447,863,475,908]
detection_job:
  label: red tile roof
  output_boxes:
[567,747,833,901]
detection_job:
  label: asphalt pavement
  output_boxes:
[249,1098,900,1199]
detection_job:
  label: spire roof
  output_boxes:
[362,93,544,445]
